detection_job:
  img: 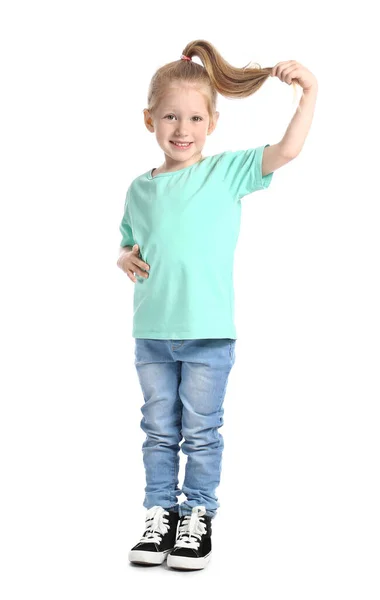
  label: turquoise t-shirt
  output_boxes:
[119,144,274,339]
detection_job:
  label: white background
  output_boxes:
[1,0,379,597]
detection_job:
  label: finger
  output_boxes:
[274,65,298,84]
[279,66,299,84]
[132,263,149,278]
[271,61,289,76]
[139,260,150,271]
[127,270,137,283]
[272,60,297,77]
[131,258,149,274]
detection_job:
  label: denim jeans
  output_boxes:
[134,338,236,519]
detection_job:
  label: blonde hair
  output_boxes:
[146,39,298,120]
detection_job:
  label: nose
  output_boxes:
[174,120,190,136]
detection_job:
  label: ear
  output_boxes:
[208,111,219,135]
[143,109,155,132]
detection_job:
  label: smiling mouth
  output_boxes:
[170,141,193,146]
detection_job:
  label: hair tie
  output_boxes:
[181,54,192,61]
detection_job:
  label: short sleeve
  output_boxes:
[119,189,136,247]
[221,144,274,201]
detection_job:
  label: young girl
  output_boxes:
[117,39,318,571]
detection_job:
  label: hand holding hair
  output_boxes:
[270,60,318,92]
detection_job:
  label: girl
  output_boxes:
[117,39,318,571]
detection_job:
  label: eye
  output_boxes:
[164,115,203,121]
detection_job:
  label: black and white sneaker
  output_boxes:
[167,505,212,570]
[128,506,179,565]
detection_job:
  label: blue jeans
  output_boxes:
[134,338,236,519]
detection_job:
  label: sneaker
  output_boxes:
[167,506,212,570]
[128,506,179,565]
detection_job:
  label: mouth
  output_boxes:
[170,141,193,148]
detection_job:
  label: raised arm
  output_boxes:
[262,61,318,175]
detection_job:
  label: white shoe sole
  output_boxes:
[129,548,171,565]
[167,551,211,570]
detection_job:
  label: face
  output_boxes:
[143,83,219,170]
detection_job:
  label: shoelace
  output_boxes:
[175,506,207,550]
[139,506,170,545]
